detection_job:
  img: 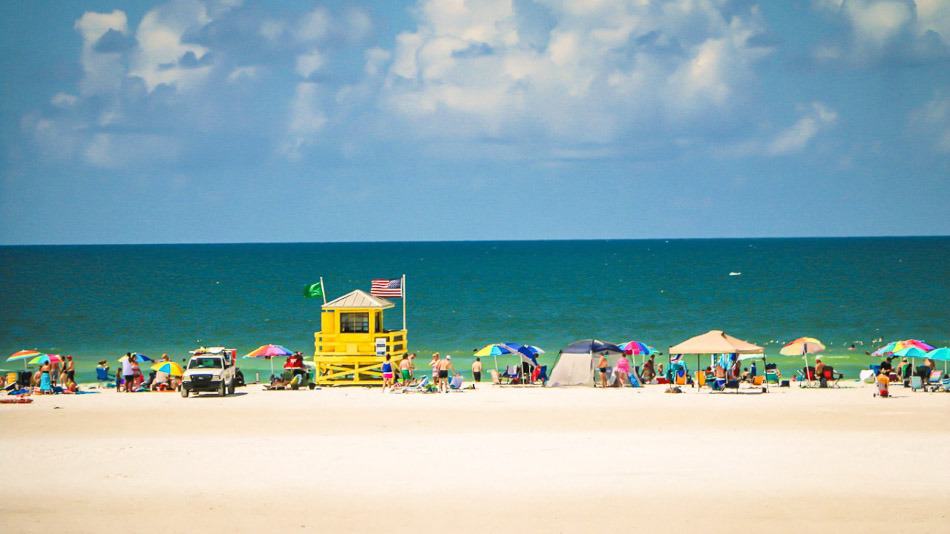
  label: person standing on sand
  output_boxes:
[381,355,395,391]
[408,353,416,379]
[65,355,75,384]
[430,353,441,387]
[471,357,482,388]
[122,353,135,393]
[38,361,52,394]
[438,355,453,393]
[615,354,630,386]
[399,355,411,385]
[596,353,609,388]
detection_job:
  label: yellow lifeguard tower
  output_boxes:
[313,289,408,386]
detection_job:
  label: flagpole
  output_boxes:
[402,274,407,331]
[319,276,327,305]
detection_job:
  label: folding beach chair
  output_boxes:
[401,375,430,393]
[926,371,944,392]
[910,375,924,392]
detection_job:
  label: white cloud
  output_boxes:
[226,65,258,83]
[295,7,330,43]
[130,0,212,92]
[74,10,129,96]
[281,82,328,159]
[768,102,838,155]
[84,133,181,169]
[364,47,391,77]
[295,51,324,79]
[377,0,772,144]
[814,0,950,62]
[51,93,79,108]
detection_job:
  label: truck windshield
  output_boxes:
[189,357,223,369]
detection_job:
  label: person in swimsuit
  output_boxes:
[39,361,52,394]
[596,353,609,388]
[122,353,135,393]
[408,353,416,379]
[430,353,441,388]
[65,355,75,383]
[471,357,482,388]
[615,354,630,386]
[438,356,453,393]
[381,355,395,390]
[399,355,411,385]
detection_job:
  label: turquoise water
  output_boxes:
[1,238,948,382]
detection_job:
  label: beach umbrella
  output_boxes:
[474,343,521,371]
[118,353,153,363]
[873,339,934,356]
[243,344,294,376]
[7,349,43,370]
[925,348,950,361]
[618,340,656,356]
[925,348,950,372]
[28,354,60,365]
[780,337,825,383]
[150,361,184,377]
[892,346,929,358]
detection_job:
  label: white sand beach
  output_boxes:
[2,383,949,533]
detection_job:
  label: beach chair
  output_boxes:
[941,378,950,393]
[765,369,780,385]
[95,367,114,388]
[926,371,944,392]
[910,375,924,392]
[820,367,842,388]
[628,372,642,388]
[449,375,464,391]
[402,375,430,393]
[502,365,519,384]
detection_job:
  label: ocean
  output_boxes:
[1,237,948,382]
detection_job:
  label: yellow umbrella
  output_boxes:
[150,361,184,377]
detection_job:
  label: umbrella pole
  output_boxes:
[270,357,274,380]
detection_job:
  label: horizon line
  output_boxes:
[1,233,949,247]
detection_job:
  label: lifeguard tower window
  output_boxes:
[340,312,370,333]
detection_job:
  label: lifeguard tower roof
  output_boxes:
[322,289,394,310]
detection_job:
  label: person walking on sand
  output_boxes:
[122,353,135,393]
[438,355,453,393]
[471,357,483,389]
[596,353,609,388]
[399,354,411,385]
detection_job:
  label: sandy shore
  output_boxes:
[2,382,948,533]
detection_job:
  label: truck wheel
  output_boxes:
[181,387,189,398]
[220,381,227,396]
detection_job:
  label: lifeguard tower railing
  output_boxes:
[313,329,408,385]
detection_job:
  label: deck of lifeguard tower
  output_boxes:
[313,289,407,386]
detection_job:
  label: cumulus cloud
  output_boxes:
[768,102,838,155]
[281,82,328,160]
[295,51,324,79]
[130,0,213,91]
[377,0,772,146]
[75,10,129,96]
[814,0,950,63]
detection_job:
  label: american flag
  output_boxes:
[371,278,403,298]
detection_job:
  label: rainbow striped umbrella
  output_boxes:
[29,354,61,365]
[244,344,294,376]
[7,350,43,369]
[873,339,934,356]
[150,361,184,376]
[893,346,928,358]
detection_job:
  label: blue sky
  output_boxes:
[1,0,948,244]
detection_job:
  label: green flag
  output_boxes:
[303,281,324,298]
